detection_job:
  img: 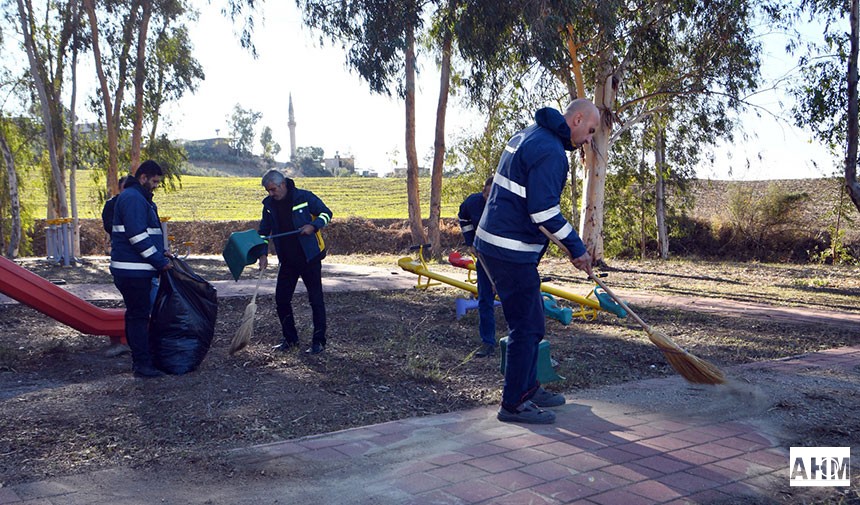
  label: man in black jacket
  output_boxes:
[257,170,333,355]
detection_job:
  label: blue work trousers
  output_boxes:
[114,276,156,368]
[276,257,326,346]
[475,259,497,346]
[479,254,544,409]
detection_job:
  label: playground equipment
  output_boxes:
[222,229,302,281]
[542,293,573,325]
[447,251,627,321]
[45,218,78,266]
[161,217,193,259]
[455,297,501,319]
[499,336,564,383]
[0,256,125,339]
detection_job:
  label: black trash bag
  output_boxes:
[150,257,218,374]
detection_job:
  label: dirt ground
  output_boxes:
[0,255,859,503]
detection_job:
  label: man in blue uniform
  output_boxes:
[110,161,172,378]
[458,176,497,357]
[257,170,333,355]
[475,99,598,424]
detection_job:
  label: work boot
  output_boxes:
[474,343,496,358]
[273,340,299,352]
[497,400,556,424]
[133,364,165,378]
[104,343,131,358]
[305,342,325,355]
[530,387,566,408]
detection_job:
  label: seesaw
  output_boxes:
[447,251,627,322]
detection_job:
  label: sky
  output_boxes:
[119,2,843,179]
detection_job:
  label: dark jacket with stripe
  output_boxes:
[458,192,486,247]
[474,107,587,264]
[109,178,169,278]
[258,178,332,263]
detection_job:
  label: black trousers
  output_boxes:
[114,276,155,368]
[275,257,326,346]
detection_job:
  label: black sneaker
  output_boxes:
[497,400,556,424]
[305,342,325,355]
[273,341,299,352]
[133,364,165,378]
[475,343,496,358]
[530,387,566,408]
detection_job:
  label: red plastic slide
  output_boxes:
[0,256,125,338]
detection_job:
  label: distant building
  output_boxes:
[391,166,429,177]
[323,153,355,175]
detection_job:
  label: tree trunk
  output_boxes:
[131,0,153,170]
[16,0,69,220]
[69,0,81,257]
[655,127,669,259]
[84,0,138,195]
[569,153,580,231]
[427,1,455,260]
[404,26,426,248]
[0,131,22,258]
[579,69,617,264]
[847,0,860,212]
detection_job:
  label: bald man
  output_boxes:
[475,98,598,424]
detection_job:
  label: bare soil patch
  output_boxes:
[1,255,859,503]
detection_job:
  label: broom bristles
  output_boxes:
[229,302,257,355]
[645,327,725,384]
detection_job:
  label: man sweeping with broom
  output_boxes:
[255,170,332,355]
[474,99,599,424]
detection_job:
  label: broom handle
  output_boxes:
[250,267,264,304]
[537,225,650,331]
[262,229,301,240]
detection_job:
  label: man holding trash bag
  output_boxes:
[110,160,172,378]
[258,170,332,355]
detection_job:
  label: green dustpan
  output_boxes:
[222,230,269,281]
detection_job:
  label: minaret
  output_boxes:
[288,94,297,162]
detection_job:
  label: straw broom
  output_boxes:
[229,267,265,355]
[538,226,725,385]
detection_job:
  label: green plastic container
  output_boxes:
[499,336,564,384]
[222,229,269,281]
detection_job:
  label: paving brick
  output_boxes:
[625,479,686,502]
[442,480,507,503]
[298,446,348,462]
[615,441,662,457]
[568,469,634,492]
[391,460,438,477]
[465,454,523,473]
[426,451,472,466]
[536,440,585,457]
[480,469,547,492]
[688,441,744,459]
[665,448,720,466]
[532,478,599,502]
[635,454,693,474]
[520,460,579,481]
[686,462,749,484]
[400,489,463,505]
[333,440,377,457]
[589,488,655,505]
[394,473,450,494]
[673,428,725,444]
[428,462,490,483]
[739,449,788,469]
[650,419,695,433]
[713,456,776,477]
[657,471,722,493]
[602,462,664,482]
[493,434,545,450]
[592,446,642,464]
[567,436,611,451]
[459,442,510,458]
[714,435,769,452]
[504,447,557,465]
[557,452,611,472]
[641,435,696,451]
[492,489,560,505]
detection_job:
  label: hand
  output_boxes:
[259,255,268,271]
[299,224,316,236]
[571,251,593,278]
[159,261,173,272]
[164,250,174,258]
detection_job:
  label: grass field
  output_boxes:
[19,173,464,220]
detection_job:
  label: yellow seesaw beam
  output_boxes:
[397,249,616,322]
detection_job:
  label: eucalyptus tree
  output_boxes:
[456,0,767,263]
[295,0,429,246]
[228,103,261,156]
[13,0,76,220]
[789,0,860,212]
